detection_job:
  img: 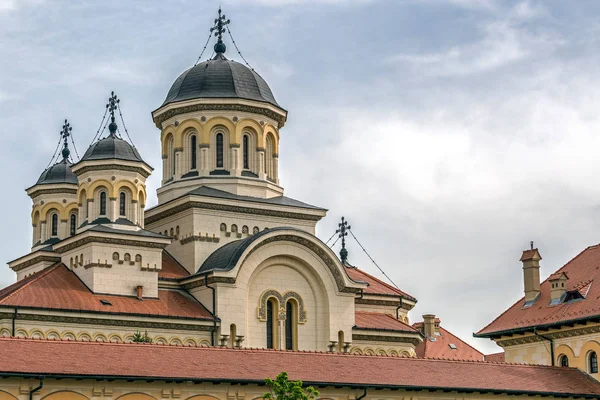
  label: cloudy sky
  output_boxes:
[3,0,600,354]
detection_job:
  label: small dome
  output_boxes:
[162,54,280,108]
[81,135,145,163]
[36,160,78,185]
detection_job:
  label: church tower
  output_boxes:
[145,9,326,273]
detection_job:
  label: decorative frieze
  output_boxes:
[352,334,421,346]
[154,103,285,128]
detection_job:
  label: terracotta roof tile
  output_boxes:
[0,339,598,396]
[160,250,190,280]
[344,266,416,301]
[485,352,506,363]
[520,249,541,261]
[0,264,212,320]
[414,323,483,361]
[477,244,600,336]
[354,311,418,333]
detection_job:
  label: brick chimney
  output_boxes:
[549,272,568,303]
[136,285,143,300]
[423,314,436,338]
[520,247,542,304]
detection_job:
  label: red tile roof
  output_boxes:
[485,352,506,363]
[477,244,600,337]
[0,263,212,320]
[413,323,483,361]
[355,311,419,333]
[160,250,190,280]
[520,249,541,261]
[344,266,416,301]
[0,339,598,396]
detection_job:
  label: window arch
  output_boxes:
[99,191,107,216]
[119,191,126,217]
[70,213,77,236]
[590,351,598,373]
[559,354,569,367]
[216,133,224,168]
[51,213,58,237]
[266,297,278,349]
[191,134,197,170]
[243,134,249,169]
[285,300,298,350]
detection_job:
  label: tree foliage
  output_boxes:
[263,372,319,400]
[132,330,152,343]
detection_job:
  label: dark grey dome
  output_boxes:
[162,54,280,108]
[81,135,145,163]
[36,160,78,185]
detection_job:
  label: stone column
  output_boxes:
[139,204,145,228]
[162,155,168,183]
[257,148,266,180]
[200,144,210,176]
[131,200,139,225]
[108,198,117,222]
[230,144,240,176]
[273,154,279,185]
[39,221,47,243]
[60,219,68,238]
[87,199,95,222]
[174,148,184,179]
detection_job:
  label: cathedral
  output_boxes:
[0,9,599,400]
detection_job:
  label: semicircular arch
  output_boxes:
[176,119,204,145]
[87,179,115,198]
[42,392,89,400]
[204,117,236,144]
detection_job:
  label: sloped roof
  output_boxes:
[477,244,600,337]
[344,266,416,301]
[414,322,483,361]
[354,311,419,333]
[0,339,599,397]
[159,250,190,280]
[0,264,212,320]
[485,352,506,363]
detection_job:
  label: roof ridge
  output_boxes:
[351,266,415,300]
[0,262,62,304]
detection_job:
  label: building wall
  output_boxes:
[498,322,600,380]
[0,378,577,400]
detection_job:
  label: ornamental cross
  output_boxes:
[336,216,351,263]
[106,91,120,123]
[60,119,72,161]
[210,7,230,43]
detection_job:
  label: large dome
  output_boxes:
[81,135,145,163]
[162,54,280,108]
[36,159,77,185]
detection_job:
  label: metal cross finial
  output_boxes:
[60,119,72,161]
[106,91,120,137]
[336,216,351,264]
[530,241,534,250]
[210,7,230,53]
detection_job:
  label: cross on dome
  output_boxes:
[210,7,230,54]
[106,91,120,137]
[337,216,351,264]
[60,119,72,161]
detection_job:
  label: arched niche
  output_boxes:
[116,394,157,400]
[0,391,17,400]
[186,396,221,400]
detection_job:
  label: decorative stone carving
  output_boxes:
[257,289,307,323]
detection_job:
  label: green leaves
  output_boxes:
[132,330,152,343]
[263,372,319,400]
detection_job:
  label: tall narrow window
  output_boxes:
[191,135,197,169]
[559,355,569,367]
[266,298,277,349]
[119,192,126,216]
[51,214,58,236]
[216,133,224,168]
[70,214,76,236]
[243,135,249,169]
[99,192,107,216]
[590,352,598,373]
[285,301,294,350]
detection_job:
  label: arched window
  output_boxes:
[243,134,249,169]
[191,135,197,169]
[51,213,58,236]
[216,133,224,168]
[266,298,278,349]
[590,351,598,373]
[285,300,298,351]
[119,192,126,216]
[70,214,77,236]
[99,191,107,215]
[559,354,569,367]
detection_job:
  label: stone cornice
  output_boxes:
[28,188,78,198]
[74,164,151,178]
[1,310,214,331]
[153,103,285,128]
[497,324,600,347]
[182,276,236,290]
[180,235,220,245]
[145,200,322,226]
[352,333,421,346]
[54,236,167,254]
[10,255,61,272]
